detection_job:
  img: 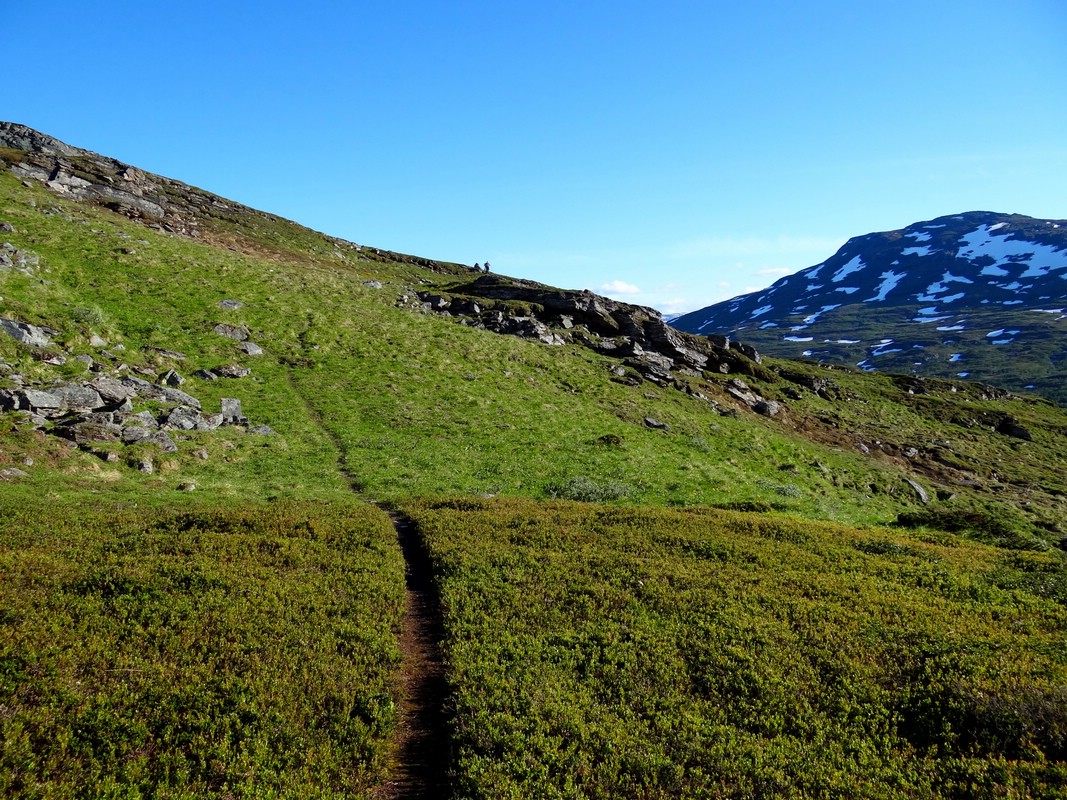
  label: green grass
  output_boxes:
[0,498,405,798]
[404,496,1067,799]
[2,166,1065,533]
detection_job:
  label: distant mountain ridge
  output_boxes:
[672,212,1067,404]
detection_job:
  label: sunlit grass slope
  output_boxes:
[2,166,1065,532]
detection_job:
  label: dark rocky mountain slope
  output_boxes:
[672,212,1067,404]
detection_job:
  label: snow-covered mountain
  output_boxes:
[672,212,1067,403]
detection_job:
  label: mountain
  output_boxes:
[672,212,1067,404]
[2,124,1067,797]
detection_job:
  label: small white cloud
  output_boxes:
[601,280,641,295]
[655,297,694,314]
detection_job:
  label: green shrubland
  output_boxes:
[0,498,404,797]
[404,497,1067,799]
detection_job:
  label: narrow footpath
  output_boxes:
[372,510,451,799]
[284,370,450,797]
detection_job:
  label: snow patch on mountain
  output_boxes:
[957,224,1067,279]
[832,255,865,283]
[866,270,905,302]
[802,304,841,325]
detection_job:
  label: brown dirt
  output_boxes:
[371,511,451,800]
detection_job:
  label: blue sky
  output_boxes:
[6,0,1067,314]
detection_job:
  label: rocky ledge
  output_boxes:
[398,274,789,417]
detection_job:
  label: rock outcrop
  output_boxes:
[401,274,782,414]
[0,312,272,465]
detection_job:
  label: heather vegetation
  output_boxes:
[405,497,1067,799]
[0,498,404,797]
[1,143,1066,797]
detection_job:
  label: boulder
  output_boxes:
[1,318,52,348]
[644,417,670,430]
[754,400,781,417]
[118,411,158,430]
[49,384,105,410]
[160,369,185,387]
[723,379,763,407]
[197,413,224,431]
[419,293,451,310]
[88,376,135,404]
[162,407,202,430]
[238,341,264,356]
[59,421,122,446]
[21,389,65,410]
[213,323,249,341]
[729,341,762,363]
[997,417,1032,441]
[213,364,251,378]
[218,299,244,309]
[0,389,23,411]
[141,431,178,453]
[220,398,243,423]
[121,426,153,444]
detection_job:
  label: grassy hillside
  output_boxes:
[2,145,1067,797]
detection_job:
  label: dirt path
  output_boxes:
[372,510,451,799]
[284,369,451,796]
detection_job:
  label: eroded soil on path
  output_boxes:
[371,511,451,799]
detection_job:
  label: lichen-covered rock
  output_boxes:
[49,384,105,410]
[213,364,251,378]
[162,407,201,430]
[88,376,135,404]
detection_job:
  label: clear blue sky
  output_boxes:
[7,0,1067,314]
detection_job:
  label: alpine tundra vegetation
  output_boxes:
[1,123,1066,798]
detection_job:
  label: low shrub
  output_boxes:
[545,475,631,502]
[896,504,1048,550]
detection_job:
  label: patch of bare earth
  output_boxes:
[371,511,450,800]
